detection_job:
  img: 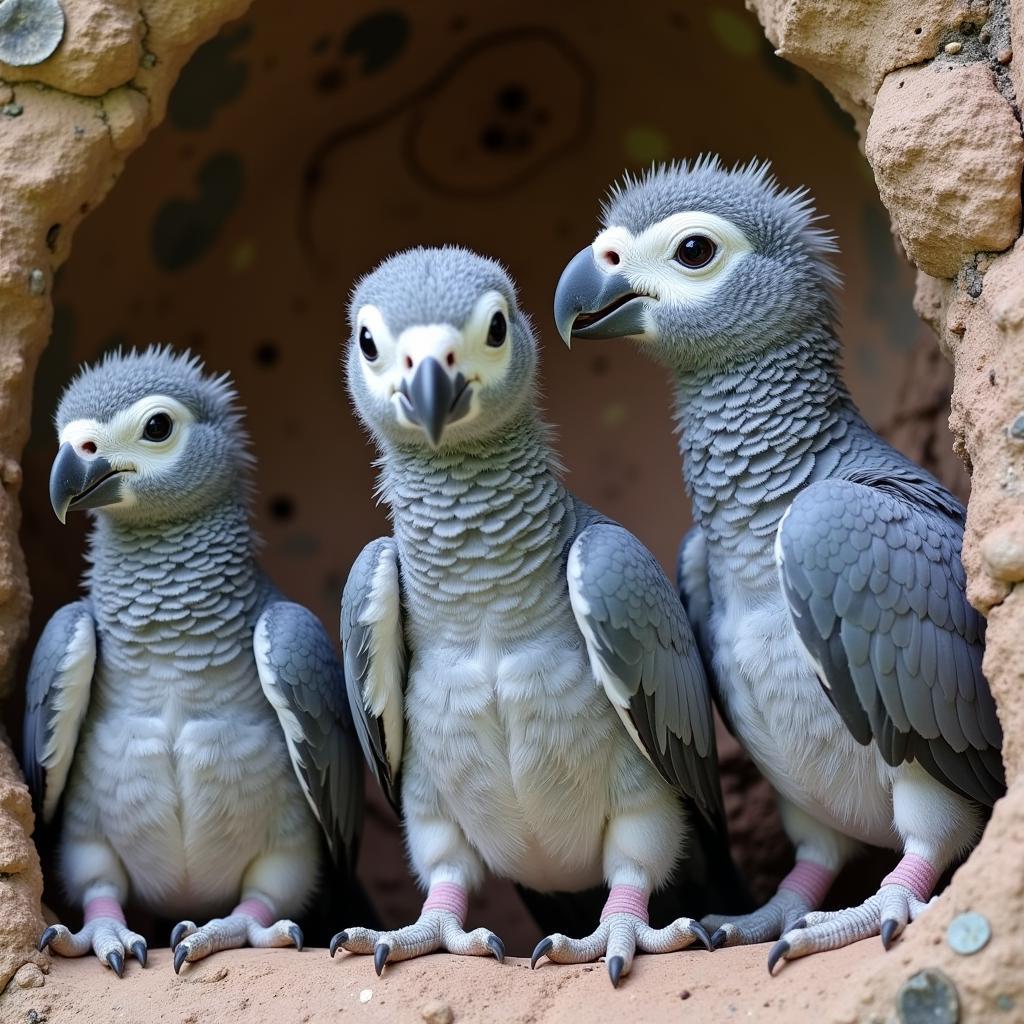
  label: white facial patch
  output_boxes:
[355,291,512,435]
[592,211,753,313]
[59,394,196,491]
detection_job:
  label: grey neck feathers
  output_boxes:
[674,327,855,567]
[86,496,262,674]
[379,414,574,641]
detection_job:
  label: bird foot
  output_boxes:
[768,883,934,973]
[330,910,504,975]
[703,888,812,949]
[39,917,147,977]
[171,913,302,974]
[531,913,710,988]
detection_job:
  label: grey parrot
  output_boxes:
[553,157,1004,971]
[334,246,727,987]
[24,347,363,975]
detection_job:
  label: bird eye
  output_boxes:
[359,326,378,361]
[486,311,507,348]
[675,235,718,269]
[142,412,173,442]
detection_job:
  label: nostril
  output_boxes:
[602,249,620,267]
[445,352,456,368]
[80,441,97,455]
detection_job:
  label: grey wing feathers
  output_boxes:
[778,478,1004,806]
[569,523,725,828]
[23,601,96,823]
[341,537,406,813]
[255,602,363,869]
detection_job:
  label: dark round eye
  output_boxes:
[142,412,173,442]
[676,235,718,269]
[486,311,507,348]
[359,326,378,361]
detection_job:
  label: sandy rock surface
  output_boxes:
[866,62,1024,279]
[1,939,883,1024]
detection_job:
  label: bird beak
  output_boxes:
[49,442,124,524]
[397,356,472,447]
[553,247,649,347]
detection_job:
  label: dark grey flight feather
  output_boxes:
[570,522,725,829]
[778,477,1004,806]
[341,537,405,813]
[256,600,364,870]
[23,600,96,822]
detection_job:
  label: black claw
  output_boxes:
[710,927,728,951]
[173,945,189,975]
[107,949,124,978]
[170,923,189,950]
[329,931,347,958]
[486,934,505,963]
[38,926,58,952]
[767,939,789,976]
[608,955,625,988]
[530,936,553,970]
[288,924,304,952]
[374,942,390,977]
[881,919,899,951]
[691,922,712,951]
[132,940,148,968]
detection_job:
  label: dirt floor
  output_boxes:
[0,940,886,1024]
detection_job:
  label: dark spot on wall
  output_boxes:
[45,224,60,252]
[342,10,410,74]
[315,66,345,93]
[591,355,610,376]
[269,495,295,521]
[497,84,528,112]
[311,33,332,55]
[449,15,468,32]
[255,341,280,366]
[152,152,245,272]
[168,24,253,132]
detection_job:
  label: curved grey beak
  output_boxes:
[49,443,124,524]
[553,247,649,346]
[398,356,473,446]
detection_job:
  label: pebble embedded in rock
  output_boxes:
[28,269,46,295]
[896,968,960,1024]
[946,911,991,955]
[1009,414,1024,440]
[944,41,962,54]
[421,999,454,1024]
[0,0,65,67]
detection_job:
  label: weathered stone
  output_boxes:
[866,62,1024,279]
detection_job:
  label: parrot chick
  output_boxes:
[25,347,363,975]
[336,246,726,988]
[554,157,1004,971]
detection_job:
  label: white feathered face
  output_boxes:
[347,247,537,450]
[51,350,247,525]
[554,161,840,372]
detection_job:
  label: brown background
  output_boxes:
[12,0,965,954]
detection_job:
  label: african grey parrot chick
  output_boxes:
[335,247,724,987]
[25,347,362,975]
[554,158,1004,971]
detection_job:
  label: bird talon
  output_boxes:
[710,927,728,950]
[530,936,554,970]
[173,945,189,975]
[373,942,390,976]
[329,931,347,958]
[288,924,304,952]
[169,922,191,950]
[691,921,712,951]
[132,940,148,968]
[486,933,505,963]
[106,949,124,978]
[607,954,625,988]
[767,939,790,976]
[38,925,58,952]
[881,919,899,951]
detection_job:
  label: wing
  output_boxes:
[777,478,1004,806]
[254,601,363,869]
[568,523,724,827]
[23,601,96,823]
[341,537,406,813]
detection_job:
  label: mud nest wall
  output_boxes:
[0,1,1021,1019]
